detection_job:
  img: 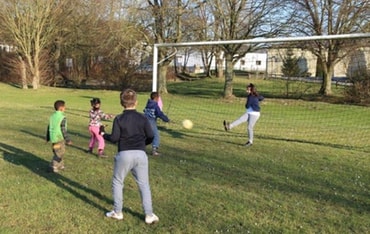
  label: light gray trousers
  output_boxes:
[230,111,261,143]
[112,150,153,215]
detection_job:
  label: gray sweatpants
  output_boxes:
[230,111,261,143]
[111,150,153,215]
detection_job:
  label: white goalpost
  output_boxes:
[151,33,370,91]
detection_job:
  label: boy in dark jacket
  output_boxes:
[143,92,170,156]
[103,89,159,224]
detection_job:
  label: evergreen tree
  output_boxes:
[282,49,301,77]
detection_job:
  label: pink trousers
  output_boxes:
[88,125,105,150]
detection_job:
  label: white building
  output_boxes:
[174,51,267,73]
[174,48,370,78]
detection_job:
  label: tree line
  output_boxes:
[0,0,369,97]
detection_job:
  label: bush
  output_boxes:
[344,67,370,105]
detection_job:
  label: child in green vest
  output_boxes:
[46,100,72,173]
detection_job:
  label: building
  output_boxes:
[173,47,370,79]
[174,51,267,73]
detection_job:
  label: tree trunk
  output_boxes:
[53,38,61,82]
[215,50,223,78]
[18,56,28,89]
[315,57,324,78]
[319,66,333,96]
[32,70,40,89]
[158,64,168,94]
[32,55,40,89]
[223,53,234,98]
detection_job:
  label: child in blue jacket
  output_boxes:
[224,83,264,147]
[143,92,170,156]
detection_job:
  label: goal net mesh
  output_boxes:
[154,35,370,153]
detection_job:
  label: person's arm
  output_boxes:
[99,110,113,120]
[61,118,72,144]
[46,125,50,142]
[103,116,120,143]
[258,95,264,102]
[155,105,170,122]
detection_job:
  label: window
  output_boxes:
[256,60,261,66]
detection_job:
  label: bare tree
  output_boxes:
[139,0,200,93]
[287,0,370,96]
[50,0,148,88]
[208,0,287,98]
[0,0,73,89]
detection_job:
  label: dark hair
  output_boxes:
[54,100,65,110]
[150,92,159,100]
[120,89,137,108]
[247,83,259,96]
[90,98,101,106]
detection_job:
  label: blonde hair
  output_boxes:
[120,89,137,108]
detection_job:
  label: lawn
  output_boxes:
[0,79,369,233]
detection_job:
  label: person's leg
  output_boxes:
[148,119,159,148]
[111,151,134,213]
[130,150,153,215]
[95,127,106,154]
[88,126,97,151]
[50,141,65,172]
[230,112,249,129]
[246,113,260,143]
[148,119,160,155]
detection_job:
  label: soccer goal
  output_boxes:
[151,33,370,152]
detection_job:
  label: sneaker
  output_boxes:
[106,210,123,220]
[244,141,253,147]
[50,166,59,173]
[152,147,160,156]
[86,148,93,154]
[223,120,230,131]
[145,213,159,224]
[98,149,108,158]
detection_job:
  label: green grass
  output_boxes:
[0,79,369,233]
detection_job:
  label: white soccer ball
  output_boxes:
[182,119,193,129]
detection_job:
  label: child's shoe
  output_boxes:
[152,147,160,156]
[86,147,93,154]
[98,149,107,158]
[51,166,59,173]
[106,210,123,220]
[244,141,253,147]
[223,120,230,131]
[145,213,159,224]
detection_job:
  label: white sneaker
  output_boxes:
[145,213,159,224]
[106,210,123,220]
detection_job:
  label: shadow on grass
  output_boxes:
[20,129,89,153]
[258,135,366,152]
[0,142,143,220]
[162,141,369,214]
[158,125,184,139]
[174,123,366,153]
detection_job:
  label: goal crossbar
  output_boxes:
[152,33,370,91]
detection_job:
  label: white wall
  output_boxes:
[174,52,267,73]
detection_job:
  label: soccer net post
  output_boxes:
[150,33,370,151]
[151,33,370,92]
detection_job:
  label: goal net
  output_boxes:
[151,34,370,152]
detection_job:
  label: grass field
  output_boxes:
[0,78,369,233]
